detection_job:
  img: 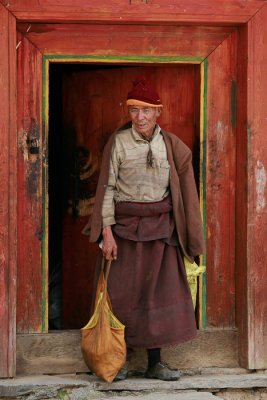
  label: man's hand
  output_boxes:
[102,226,117,261]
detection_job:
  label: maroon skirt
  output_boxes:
[106,196,197,349]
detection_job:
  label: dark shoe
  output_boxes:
[145,362,181,381]
[113,361,129,381]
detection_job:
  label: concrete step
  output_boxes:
[93,372,267,392]
[1,371,267,399]
[87,392,218,400]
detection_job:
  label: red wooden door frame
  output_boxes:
[1,0,267,377]
[0,5,17,378]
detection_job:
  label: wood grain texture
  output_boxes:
[235,24,249,369]
[17,36,44,334]
[1,0,264,24]
[16,329,238,374]
[205,32,237,327]
[236,4,267,369]
[0,5,17,378]
[16,24,234,58]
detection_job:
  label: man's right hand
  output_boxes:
[102,226,118,261]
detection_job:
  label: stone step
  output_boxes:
[95,392,218,400]
[92,373,267,392]
[1,372,267,399]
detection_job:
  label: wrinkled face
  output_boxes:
[128,106,162,138]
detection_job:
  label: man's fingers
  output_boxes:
[104,247,112,260]
[112,245,118,260]
[112,244,117,260]
[103,246,117,261]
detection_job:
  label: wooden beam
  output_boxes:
[236,4,267,369]
[16,24,235,58]
[16,329,238,374]
[0,5,17,378]
[2,0,264,24]
[236,23,249,370]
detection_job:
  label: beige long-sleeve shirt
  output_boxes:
[102,124,170,228]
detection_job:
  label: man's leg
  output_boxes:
[147,348,161,368]
[145,348,181,381]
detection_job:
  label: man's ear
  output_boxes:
[156,107,162,117]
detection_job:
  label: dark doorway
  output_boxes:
[48,63,200,330]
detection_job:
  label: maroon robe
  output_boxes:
[108,196,197,348]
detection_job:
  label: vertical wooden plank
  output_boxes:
[206,32,237,327]
[17,36,44,333]
[0,5,17,377]
[237,4,267,369]
[236,23,249,369]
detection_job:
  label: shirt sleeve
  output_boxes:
[101,143,119,228]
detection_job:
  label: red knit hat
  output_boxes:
[126,77,163,107]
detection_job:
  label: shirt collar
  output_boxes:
[131,124,161,142]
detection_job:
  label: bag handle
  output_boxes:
[102,258,112,298]
[101,256,112,282]
[96,257,112,309]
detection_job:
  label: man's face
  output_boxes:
[128,106,161,138]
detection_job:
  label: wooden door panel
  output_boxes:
[17,36,45,333]
[206,32,237,327]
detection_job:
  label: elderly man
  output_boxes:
[89,77,204,381]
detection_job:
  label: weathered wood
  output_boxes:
[17,36,44,333]
[0,0,266,375]
[235,24,249,369]
[16,329,238,374]
[236,4,267,369]
[1,0,264,24]
[16,24,234,58]
[0,5,17,377]
[205,32,237,327]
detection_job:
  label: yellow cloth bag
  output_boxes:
[184,257,206,309]
[81,258,126,383]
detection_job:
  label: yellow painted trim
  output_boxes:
[42,54,204,330]
[198,61,207,329]
[46,57,200,65]
[42,57,49,332]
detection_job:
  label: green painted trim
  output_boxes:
[41,57,49,332]
[201,58,208,329]
[40,53,204,330]
[44,54,203,63]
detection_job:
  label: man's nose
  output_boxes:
[137,110,145,119]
